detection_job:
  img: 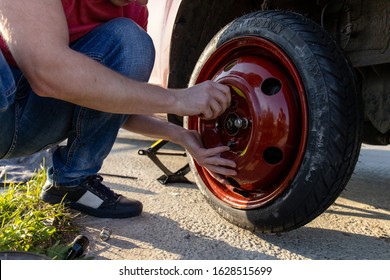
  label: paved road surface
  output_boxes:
[76,130,390,260]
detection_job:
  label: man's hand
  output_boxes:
[173,81,231,120]
[177,129,237,184]
[123,115,236,185]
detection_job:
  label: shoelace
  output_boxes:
[83,175,119,202]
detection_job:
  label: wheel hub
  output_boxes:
[223,113,249,136]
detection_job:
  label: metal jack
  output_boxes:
[138,139,191,185]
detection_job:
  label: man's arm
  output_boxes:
[0,0,230,119]
[122,115,237,181]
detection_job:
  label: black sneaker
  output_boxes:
[40,175,142,218]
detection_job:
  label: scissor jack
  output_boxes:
[138,139,191,185]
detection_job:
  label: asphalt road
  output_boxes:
[77,130,390,260]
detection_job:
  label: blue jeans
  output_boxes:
[0,18,155,186]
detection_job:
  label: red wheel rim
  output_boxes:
[188,36,308,209]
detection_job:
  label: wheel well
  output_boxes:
[167,0,323,89]
[168,0,261,89]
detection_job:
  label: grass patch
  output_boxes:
[0,169,81,259]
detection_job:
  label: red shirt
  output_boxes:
[0,1,149,66]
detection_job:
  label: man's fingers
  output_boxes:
[212,82,231,100]
[209,99,223,119]
[203,157,237,169]
[202,145,230,156]
[213,83,231,112]
[200,102,222,120]
[204,165,237,177]
[195,146,236,168]
[198,81,231,120]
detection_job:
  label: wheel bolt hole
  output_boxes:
[261,78,282,96]
[263,147,283,165]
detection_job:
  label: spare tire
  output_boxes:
[185,10,362,233]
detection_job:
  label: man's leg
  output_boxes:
[1,51,59,185]
[3,18,155,218]
[42,18,155,218]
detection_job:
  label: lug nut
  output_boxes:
[100,227,112,241]
[234,118,249,129]
[227,141,237,148]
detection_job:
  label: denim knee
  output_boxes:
[99,18,156,81]
[71,18,155,82]
[85,18,155,82]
